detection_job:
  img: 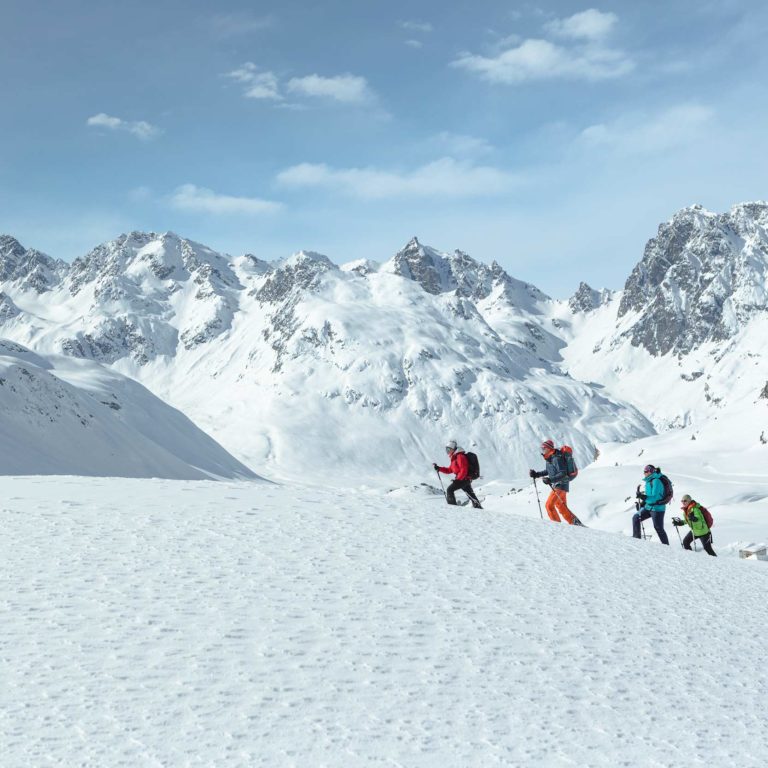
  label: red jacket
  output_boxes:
[438,451,469,481]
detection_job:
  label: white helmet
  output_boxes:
[445,439,458,454]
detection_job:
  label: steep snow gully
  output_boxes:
[1,478,766,767]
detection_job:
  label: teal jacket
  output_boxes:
[644,472,666,512]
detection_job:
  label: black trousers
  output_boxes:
[683,531,717,556]
[446,479,482,509]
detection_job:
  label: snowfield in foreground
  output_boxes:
[1,476,766,767]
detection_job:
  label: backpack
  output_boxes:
[700,505,714,528]
[560,445,578,480]
[655,468,674,505]
[465,451,480,480]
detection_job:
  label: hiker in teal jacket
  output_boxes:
[632,465,670,545]
[672,494,717,556]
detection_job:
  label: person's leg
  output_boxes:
[545,490,562,522]
[445,480,459,505]
[552,489,575,525]
[699,533,717,556]
[651,509,669,545]
[683,531,694,550]
[632,509,650,539]
[461,480,482,509]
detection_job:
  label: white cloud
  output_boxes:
[225,63,282,100]
[405,39,423,49]
[453,37,633,83]
[579,104,715,154]
[545,9,618,41]
[454,9,632,84]
[399,20,433,33]
[170,184,282,215]
[286,74,374,104]
[276,157,517,199]
[86,113,160,140]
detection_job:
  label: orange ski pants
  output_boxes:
[545,488,576,524]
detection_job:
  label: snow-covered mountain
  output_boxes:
[1,201,765,482]
[0,339,256,479]
[0,233,654,482]
[563,202,768,433]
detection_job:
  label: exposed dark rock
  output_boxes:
[618,203,768,355]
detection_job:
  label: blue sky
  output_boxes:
[1,0,767,295]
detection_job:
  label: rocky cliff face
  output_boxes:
[617,203,768,355]
[0,235,67,293]
[569,282,611,313]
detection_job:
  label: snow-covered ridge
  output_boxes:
[1,201,766,481]
[0,339,257,479]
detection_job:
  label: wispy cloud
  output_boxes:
[579,104,715,154]
[404,39,423,49]
[276,157,517,199]
[224,65,375,106]
[210,12,273,38]
[544,9,617,41]
[453,9,633,84]
[170,184,282,215]
[225,63,282,100]
[86,113,160,140]
[286,74,374,104]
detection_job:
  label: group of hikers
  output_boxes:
[433,439,717,556]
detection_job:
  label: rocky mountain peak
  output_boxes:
[0,235,67,293]
[618,202,768,355]
[384,238,511,301]
[569,282,610,313]
[255,251,335,304]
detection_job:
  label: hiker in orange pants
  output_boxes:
[529,439,583,526]
[544,487,575,524]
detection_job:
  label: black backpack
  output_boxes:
[465,451,480,480]
[656,468,674,505]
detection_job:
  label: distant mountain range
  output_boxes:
[1,201,765,481]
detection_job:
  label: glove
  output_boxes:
[529,469,538,478]
[636,491,647,501]
[542,477,551,486]
[433,463,439,471]
[672,517,684,527]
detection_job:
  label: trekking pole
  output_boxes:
[532,477,544,520]
[435,469,446,500]
[674,523,684,549]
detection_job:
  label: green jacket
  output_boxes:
[683,502,710,537]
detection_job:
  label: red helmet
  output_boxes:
[540,439,555,458]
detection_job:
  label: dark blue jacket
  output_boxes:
[536,451,570,492]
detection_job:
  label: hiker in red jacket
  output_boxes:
[433,439,482,509]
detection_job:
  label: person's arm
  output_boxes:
[454,453,469,480]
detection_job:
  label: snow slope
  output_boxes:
[1,476,766,767]
[0,340,256,479]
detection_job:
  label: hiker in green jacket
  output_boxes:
[672,494,717,556]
